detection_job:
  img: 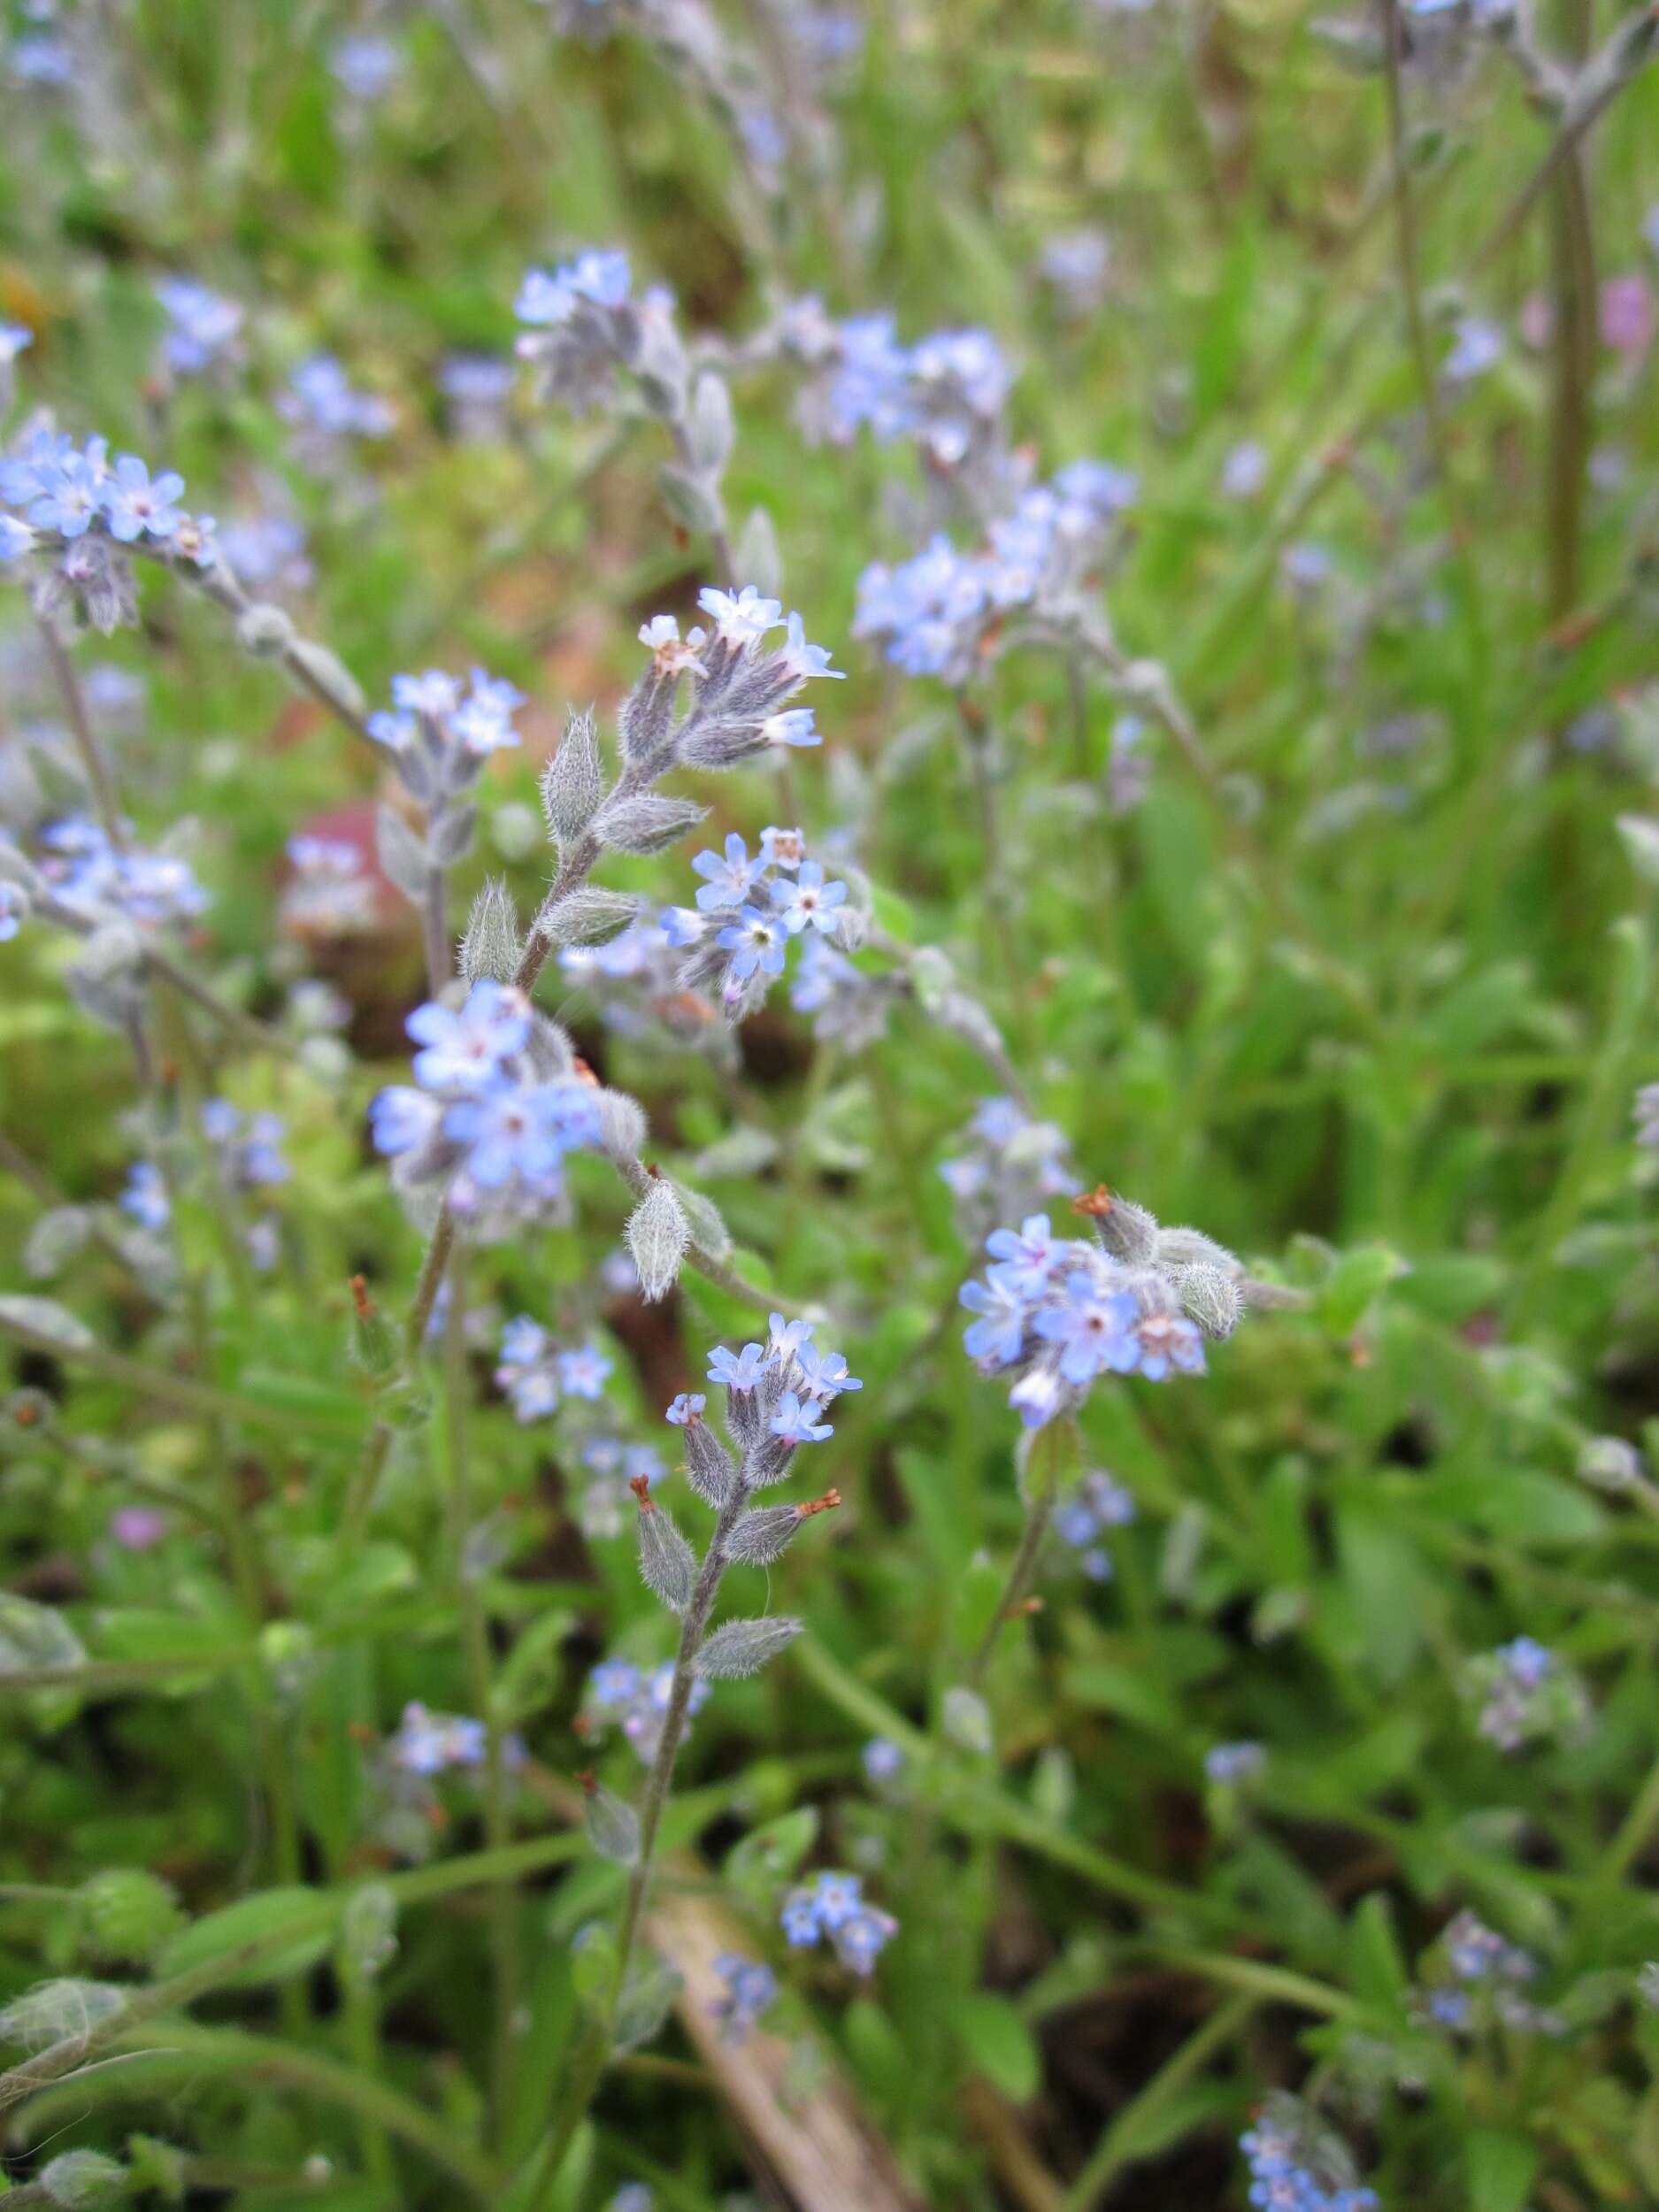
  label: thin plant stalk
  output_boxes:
[35,615,126,846]
[518,1471,755,2211]
[442,1244,518,2149]
[965,1418,1077,1689]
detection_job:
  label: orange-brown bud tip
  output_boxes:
[629,1473,654,1509]
[349,1272,374,1319]
[1071,1184,1115,1218]
[795,1487,842,1520]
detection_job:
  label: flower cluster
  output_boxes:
[959,1195,1249,1429]
[279,355,395,457]
[279,835,378,938]
[1205,1740,1266,1786]
[1,425,212,628]
[217,506,311,595]
[710,1953,779,2047]
[388,1701,488,1776]
[493,1316,613,1424]
[700,1311,862,1449]
[370,1701,523,1863]
[862,1737,904,1786]
[439,355,516,442]
[199,1099,291,1191]
[779,1870,897,1976]
[513,249,683,418]
[1052,1470,1137,1583]
[152,277,243,379]
[939,1096,1079,1240]
[119,1163,170,1233]
[557,906,733,1057]
[1239,2096,1380,2212]
[789,927,895,1051]
[330,32,403,103]
[1467,1636,1590,1752]
[369,979,604,1222]
[573,1435,665,1540]
[784,303,1010,469]
[541,587,845,855]
[852,465,1136,681]
[1106,713,1152,814]
[664,820,862,1025]
[368,665,525,771]
[30,815,208,930]
[583,1656,710,1765]
[1041,227,1112,313]
[1417,1910,1561,2037]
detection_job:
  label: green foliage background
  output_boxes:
[2,2,1659,2208]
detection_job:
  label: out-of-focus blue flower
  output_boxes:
[153,279,243,376]
[408,981,531,1092]
[711,1955,778,2047]
[119,1162,171,1232]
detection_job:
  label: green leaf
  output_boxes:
[157,1887,334,1987]
[1465,2129,1539,2212]
[1060,1660,1181,1735]
[1317,1247,1408,1334]
[725,1808,819,1894]
[957,1993,1041,2103]
[1346,1893,1409,2010]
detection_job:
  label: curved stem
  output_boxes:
[964,1483,1057,1691]
[519,1469,751,2211]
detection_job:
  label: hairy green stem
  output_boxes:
[442,1245,518,2147]
[519,1462,752,2211]
[964,1485,1058,1691]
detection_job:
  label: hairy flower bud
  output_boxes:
[77,1870,184,1964]
[583,1780,641,1865]
[42,2150,128,2208]
[428,803,477,865]
[459,877,522,985]
[534,887,640,948]
[592,792,708,856]
[626,1178,690,1302]
[595,1087,649,1161]
[658,463,725,535]
[1178,1263,1242,1340]
[1088,1193,1159,1267]
[375,803,429,907]
[234,601,296,658]
[637,1495,698,1613]
[540,709,603,849]
[695,1615,802,1679]
[676,1185,730,1261]
[684,1419,738,1509]
[1578,1435,1642,1493]
[339,1882,398,1985]
[0,1978,126,2051]
[288,637,367,719]
[726,1503,807,1565]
